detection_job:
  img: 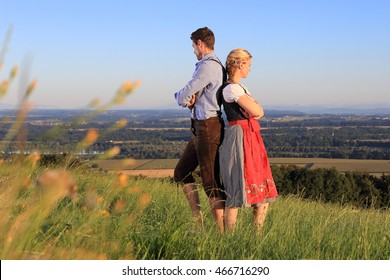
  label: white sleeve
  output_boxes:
[223,84,246,103]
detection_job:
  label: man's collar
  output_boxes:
[202,51,216,60]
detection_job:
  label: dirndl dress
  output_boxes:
[219,118,278,207]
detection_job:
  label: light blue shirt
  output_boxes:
[174,52,224,120]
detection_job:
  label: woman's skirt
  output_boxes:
[219,119,278,207]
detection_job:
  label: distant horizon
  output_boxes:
[1,103,389,115]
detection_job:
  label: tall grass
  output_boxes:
[2,165,389,260]
[0,73,142,259]
[124,176,390,260]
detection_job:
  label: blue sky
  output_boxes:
[1,0,389,110]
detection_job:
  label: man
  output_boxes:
[174,27,226,232]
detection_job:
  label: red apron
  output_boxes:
[229,118,278,204]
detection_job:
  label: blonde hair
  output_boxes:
[225,48,252,83]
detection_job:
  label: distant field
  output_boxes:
[92,158,390,178]
[271,158,389,174]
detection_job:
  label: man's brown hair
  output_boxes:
[191,27,215,50]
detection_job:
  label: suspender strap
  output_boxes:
[208,58,227,109]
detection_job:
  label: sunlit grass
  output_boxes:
[2,163,388,260]
[124,178,390,260]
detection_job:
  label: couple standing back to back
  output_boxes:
[174,27,278,233]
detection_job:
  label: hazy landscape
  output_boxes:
[1,108,389,161]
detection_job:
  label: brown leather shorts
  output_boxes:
[174,117,225,198]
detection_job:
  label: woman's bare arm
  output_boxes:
[237,94,264,119]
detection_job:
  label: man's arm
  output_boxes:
[174,62,210,107]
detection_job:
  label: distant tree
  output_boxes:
[355,175,382,208]
[373,174,390,208]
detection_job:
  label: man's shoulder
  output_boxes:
[196,59,222,75]
[201,55,223,70]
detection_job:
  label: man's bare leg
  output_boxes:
[209,196,225,233]
[182,183,204,230]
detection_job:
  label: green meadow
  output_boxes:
[1,163,389,260]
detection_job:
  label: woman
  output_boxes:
[220,48,278,232]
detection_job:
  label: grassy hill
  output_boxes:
[1,162,389,260]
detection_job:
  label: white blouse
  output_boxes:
[223,83,252,103]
